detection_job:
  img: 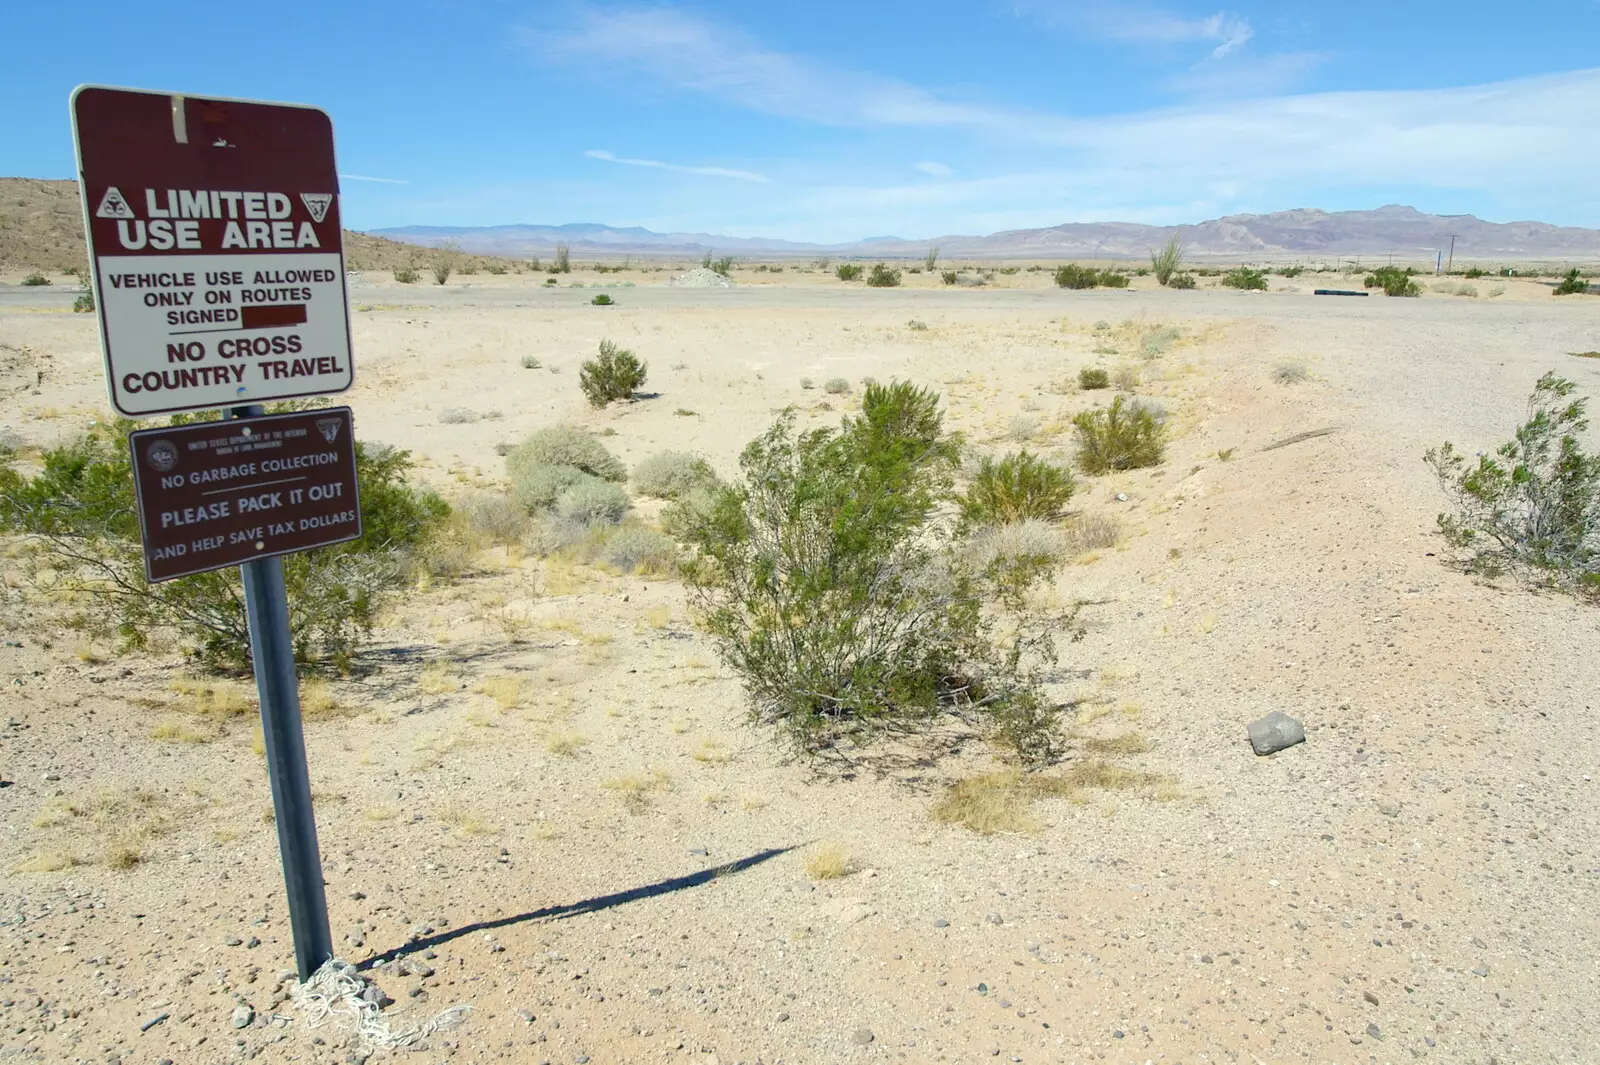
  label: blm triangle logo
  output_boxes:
[315,418,342,443]
[95,187,134,219]
[300,193,333,224]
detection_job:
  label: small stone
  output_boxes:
[246,937,261,949]
[576,1056,590,1064]
[518,1010,535,1023]
[1366,1023,1382,1040]
[1425,1037,1436,1047]
[1114,492,1129,502]
[1200,955,1213,964]
[231,1005,254,1029]
[1363,990,1379,1006]
[1471,936,1487,949]
[933,919,950,928]
[140,1012,169,1032]
[976,983,988,994]
[1379,802,1401,818]
[688,848,709,857]
[224,936,244,947]
[1471,965,1489,977]
[851,1028,875,1046]
[1113,1030,1124,1039]
[985,912,1003,925]
[997,999,1011,1009]
[1246,711,1306,755]
[775,1012,789,1022]
[349,891,366,901]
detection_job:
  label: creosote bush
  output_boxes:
[1553,269,1588,296]
[1054,264,1127,290]
[674,380,1069,763]
[1221,267,1268,291]
[941,270,958,285]
[554,479,631,526]
[0,409,447,672]
[579,339,647,407]
[1166,273,1196,290]
[836,263,864,281]
[866,263,902,288]
[393,266,419,284]
[22,272,51,286]
[591,293,614,306]
[1074,394,1167,474]
[1078,367,1110,390]
[1365,266,1420,297]
[1425,373,1599,596]
[960,451,1075,526]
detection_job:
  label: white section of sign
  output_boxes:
[96,187,134,219]
[299,193,332,223]
[96,252,354,416]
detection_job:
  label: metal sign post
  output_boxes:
[233,403,334,979]
[73,85,358,982]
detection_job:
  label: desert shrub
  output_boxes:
[941,270,958,285]
[925,246,940,271]
[962,519,1066,574]
[1554,269,1588,296]
[0,415,446,672]
[553,243,571,273]
[431,258,453,285]
[510,463,599,512]
[438,407,479,424]
[520,355,541,369]
[1365,266,1420,297]
[579,339,647,407]
[1139,325,1180,358]
[554,479,630,526]
[711,256,734,277]
[591,293,614,306]
[22,272,51,286]
[1074,394,1166,474]
[675,380,1065,762]
[601,524,676,573]
[907,319,929,331]
[1061,512,1122,554]
[632,451,717,500]
[1078,367,1110,390]
[506,426,625,486]
[1221,267,1268,291]
[1425,373,1600,595]
[1272,361,1309,384]
[1098,271,1129,289]
[1167,273,1196,290]
[485,262,507,275]
[1151,236,1185,286]
[866,263,902,288]
[72,278,95,313]
[1054,264,1099,290]
[824,377,851,394]
[393,266,419,284]
[1463,267,1486,279]
[959,451,1075,526]
[1278,266,1303,277]
[455,492,528,546]
[1111,364,1139,391]
[836,263,864,281]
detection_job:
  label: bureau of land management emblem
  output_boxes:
[145,439,179,473]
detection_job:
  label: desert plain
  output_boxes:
[1,263,1598,1065]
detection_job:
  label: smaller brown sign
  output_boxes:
[129,407,361,582]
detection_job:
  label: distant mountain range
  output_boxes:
[373,205,1600,261]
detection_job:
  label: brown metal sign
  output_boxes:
[128,408,362,582]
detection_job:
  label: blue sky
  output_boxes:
[5,1,1598,242]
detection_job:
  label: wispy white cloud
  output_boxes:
[914,161,955,178]
[339,173,409,184]
[519,7,1600,234]
[584,148,769,182]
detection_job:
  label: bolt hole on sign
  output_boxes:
[71,86,354,417]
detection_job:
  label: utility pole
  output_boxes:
[1446,234,1456,274]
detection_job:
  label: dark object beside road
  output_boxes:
[1313,289,1369,297]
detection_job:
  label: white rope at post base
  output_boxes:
[291,958,472,1052]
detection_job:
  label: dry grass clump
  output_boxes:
[1062,512,1123,554]
[545,731,588,756]
[602,767,674,810]
[150,719,214,743]
[962,519,1066,572]
[1112,364,1140,391]
[298,678,345,719]
[933,740,1171,834]
[438,800,500,835]
[27,788,177,871]
[455,492,530,547]
[169,677,255,719]
[1271,361,1309,384]
[691,738,733,764]
[476,674,526,709]
[805,841,855,880]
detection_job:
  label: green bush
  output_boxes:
[1425,373,1599,594]
[1278,266,1303,277]
[1078,367,1110,390]
[1054,264,1100,290]
[1221,267,1268,291]
[866,263,902,288]
[510,463,599,512]
[1151,236,1185,286]
[674,379,1065,762]
[579,339,647,407]
[21,272,50,287]
[1098,271,1129,289]
[1463,268,1486,279]
[0,412,446,672]
[941,270,958,285]
[1364,266,1420,297]
[601,524,676,573]
[72,278,95,313]
[591,293,614,306]
[711,256,735,277]
[824,377,851,394]
[836,263,864,281]
[520,354,541,369]
[1554,269,1588,296]
[632,451,717,500]
[506,426,625,486]
[1166,273,1196,290]
[959,451,1075,526]
[1073,394,1166,474]
[393,266,419,284]
[554,479,630,526]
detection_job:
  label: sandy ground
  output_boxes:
[2,268,1599,1065]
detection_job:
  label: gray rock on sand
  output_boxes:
[1247,711,1306,755]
